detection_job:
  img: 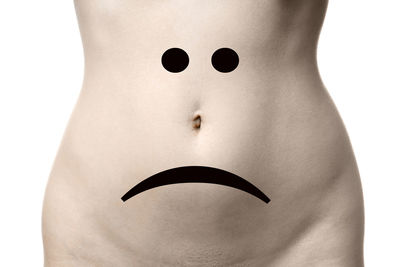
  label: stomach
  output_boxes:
[42,1,364,266]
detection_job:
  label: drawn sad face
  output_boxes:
[121,48,270,205]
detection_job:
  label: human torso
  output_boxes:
[42,1,364,266]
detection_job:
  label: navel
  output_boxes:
[192,113,202,130]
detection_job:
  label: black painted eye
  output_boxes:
[161,48,189,73]
[211,48,239,73]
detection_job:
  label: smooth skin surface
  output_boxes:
[42,0,364,266]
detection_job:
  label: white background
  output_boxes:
[0,1,399,266]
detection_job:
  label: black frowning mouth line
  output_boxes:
[121,166,270,204]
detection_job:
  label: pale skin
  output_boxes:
[42,0,364,266]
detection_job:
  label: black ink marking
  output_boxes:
[162,48,189,73]
[211,48,239,73]
[121,166,270,204]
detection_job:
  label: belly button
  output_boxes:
[192,113,202,130]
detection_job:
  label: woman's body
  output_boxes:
[42,0,364,266]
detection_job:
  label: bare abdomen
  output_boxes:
[43,1,363,266]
